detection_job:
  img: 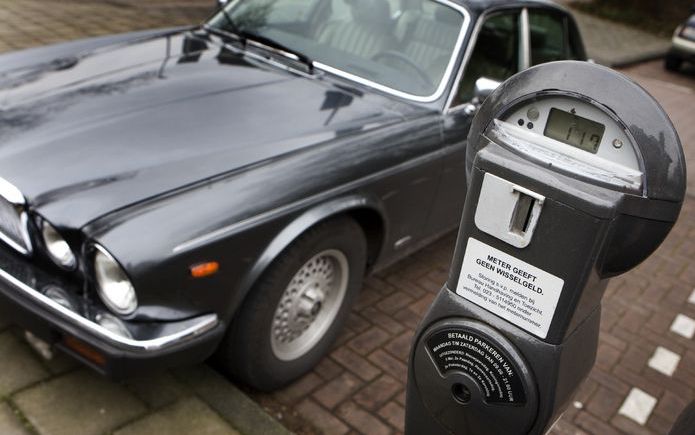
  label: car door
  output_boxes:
[426,6,585,236]
[425,9,524,235]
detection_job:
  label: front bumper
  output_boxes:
[0,248,224,378]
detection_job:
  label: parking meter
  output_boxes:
[405,61,686,435]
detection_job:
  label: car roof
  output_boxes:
[451,0,565,15]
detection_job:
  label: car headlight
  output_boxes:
[41,221,77,270]
[93,244,138,316]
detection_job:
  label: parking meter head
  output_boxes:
[463,61,686,276]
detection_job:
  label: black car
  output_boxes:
[0,0,585,390]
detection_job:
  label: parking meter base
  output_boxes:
[405,287,600,435]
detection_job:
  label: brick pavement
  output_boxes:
[0,1,694,434]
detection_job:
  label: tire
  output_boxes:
[665,54,682,71]
[217,216,367,391]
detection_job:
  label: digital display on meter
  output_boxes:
[543,108,605,153]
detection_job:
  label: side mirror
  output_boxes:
[462,77,502,115]
[473,77,501,102]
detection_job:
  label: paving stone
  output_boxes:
[376,292,413,315]
[336,401,391,435]
[14,370,147,435]
[653,391,689,422]
[122,372,188,409]
[314,357,344,381]
[114,397,239,435]
[549,419,588,435]
[368,349,408,384]
[383,331,414,361]
[348,327,390,356]
[273,372,324,405]
[646,413,673,435]
[670,314,695,339]
[618,388,658,426]
[0,402,31,435]
[353,375,401,411]
[0,332,49,396]
[43,352,81,375]
[585,386,624,422]
[594,342,621,371]
[296,398,349,435]
[173,365,289,435]
[574,411,622,435]
[312,372,361,410]
[647,346,681,377]
[378,401,405,433]
[331,347,381,382]
[611,414,654,435]
[618,344,652,374]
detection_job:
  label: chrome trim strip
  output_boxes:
[247,39,300,62]
[314,0,471,103]
[0,176,33,256]
[445,10,485,112]
[0,177,25,205]
[520,8,531,70]
[0,267,219,352]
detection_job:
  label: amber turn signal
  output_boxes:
[190,261,219,278]
[63,335,107,366]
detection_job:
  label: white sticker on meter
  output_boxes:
[456,238,564,339]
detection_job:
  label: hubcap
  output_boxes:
[270,249,349,361]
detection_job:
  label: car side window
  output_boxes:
[452,11,521,106]
[529,10,567,65]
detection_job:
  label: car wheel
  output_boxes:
[217,216,367,391]
[664,54,682,71]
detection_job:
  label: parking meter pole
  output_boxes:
[405,61,686,435]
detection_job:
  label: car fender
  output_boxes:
[229,194,387,317]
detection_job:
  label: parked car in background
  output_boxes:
[0,0,585,391]
[665,10,695,71]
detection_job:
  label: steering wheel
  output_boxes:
[372,51,432,89]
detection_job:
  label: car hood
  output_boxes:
[0,31,416,228]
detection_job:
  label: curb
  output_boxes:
[173,366,292,435]
[596,49,670,68]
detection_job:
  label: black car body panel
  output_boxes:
[0,0,586,376]
[1,31,425,230]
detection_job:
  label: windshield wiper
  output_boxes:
[242,31,313,71]
[206,6,312,72]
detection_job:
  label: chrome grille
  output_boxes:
[0,179,31,255]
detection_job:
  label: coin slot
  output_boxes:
[510,191,536,235]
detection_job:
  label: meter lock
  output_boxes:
[474,173,545,248]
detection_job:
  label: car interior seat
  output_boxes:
[318,0,396,59]
[395,5,460,82]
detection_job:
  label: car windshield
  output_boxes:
[207,0,467,100]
